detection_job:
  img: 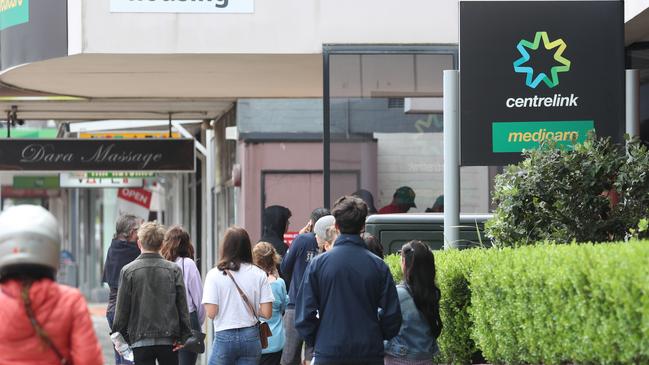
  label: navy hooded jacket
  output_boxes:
[280,232,319,307]
[295,234,402,363]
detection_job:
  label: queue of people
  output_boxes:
[0,196,443,365]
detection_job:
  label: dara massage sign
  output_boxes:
[459,1,624,166]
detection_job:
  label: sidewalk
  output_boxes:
[88,303,114,365]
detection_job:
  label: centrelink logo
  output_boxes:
[506,31,577,108]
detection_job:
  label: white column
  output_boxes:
[443,70,460,249]
[626,69,640,137]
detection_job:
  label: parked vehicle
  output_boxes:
[364,213,492,254]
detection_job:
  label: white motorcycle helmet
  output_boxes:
[0,205,60,279]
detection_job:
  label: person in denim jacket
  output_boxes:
[385,241,443,365]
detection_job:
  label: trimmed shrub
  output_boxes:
[486,135,649,247]
[386,249,488,364]
[470,242,649,365]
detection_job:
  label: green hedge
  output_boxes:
[470,242,649,365]
[385,242,649,364]
[386,249,487,364]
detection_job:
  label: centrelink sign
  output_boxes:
[459,1,624,166]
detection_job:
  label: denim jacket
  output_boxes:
[384,284,439,360]
[112,253,192,345]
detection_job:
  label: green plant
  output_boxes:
[486,134,649,247]
[469,242,649,365]
[386,249,488,364]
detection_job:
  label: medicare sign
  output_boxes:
[459,1,624,166]
[110,0,254,13]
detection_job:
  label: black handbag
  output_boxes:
[183,330,206,353]
[181,258,207,354]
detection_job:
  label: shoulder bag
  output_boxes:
[181,258,207,354]
[21,281,69,364]
[225,270,272,349]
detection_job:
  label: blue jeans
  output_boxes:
[208,326,261,365]
[107,310,134,365]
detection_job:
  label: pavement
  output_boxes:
[89,303,115,365]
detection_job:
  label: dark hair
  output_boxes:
[0,264,55,283]
[362,233,384,259]
[161,225,195,261]
[401,240,442,338]
[331,196,368,234]
[310,208,330,224]
[217,226,253,272]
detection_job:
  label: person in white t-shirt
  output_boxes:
[202,226,274,365]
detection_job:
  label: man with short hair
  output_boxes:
[113,222,192,365]
[280,207,330,365]
[295,196,402,365]
[103,214,142,365]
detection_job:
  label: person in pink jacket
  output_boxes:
[0,205,103,365]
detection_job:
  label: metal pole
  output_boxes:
[323,51,331,209]
[203,129,216,365]
[626,69,640,137]
[443,70,460,249]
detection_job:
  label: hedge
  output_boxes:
[386,249,487,364]
[385,242,649,364]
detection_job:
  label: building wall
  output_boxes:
[374,133,489,213]
[77,0,458,54]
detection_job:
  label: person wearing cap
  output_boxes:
[425,195,444,213]
[379,186,417,214]
[0,205,104,365]
[279,208,330,365]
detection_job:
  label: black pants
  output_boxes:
[133,345,178,365]
[259,350,282,365]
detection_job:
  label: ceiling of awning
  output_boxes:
[0,53,322,120]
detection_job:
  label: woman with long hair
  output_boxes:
[384,240,442,365]
[161,225,205,365]
[0,205,103,364]
[202,226,274,365]
[253,242,288,365]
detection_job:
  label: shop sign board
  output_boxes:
[13,175,59,189]
[86,171,156,178]
[0,139,195,172]
[116,188,152,221]
[0,0,29,31]
[0,0,67,72]
[110,0,254,13]
[459,1,624,166]
[59,173,144,188]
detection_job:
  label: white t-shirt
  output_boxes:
[202,263,275,332]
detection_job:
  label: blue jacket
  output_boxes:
[384,284,439,360]
[295,234,402,363]
[280,233,319,307]
[261,278,289,354]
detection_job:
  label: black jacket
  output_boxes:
[112,253,192,345]
[102,238,140,289]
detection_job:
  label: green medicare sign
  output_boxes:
[492,120,594,152]
[0,0,28,31]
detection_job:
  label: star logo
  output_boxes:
[513,31,571,89]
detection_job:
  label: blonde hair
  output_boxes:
[253,241,280,274]
[137,221,166,251]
